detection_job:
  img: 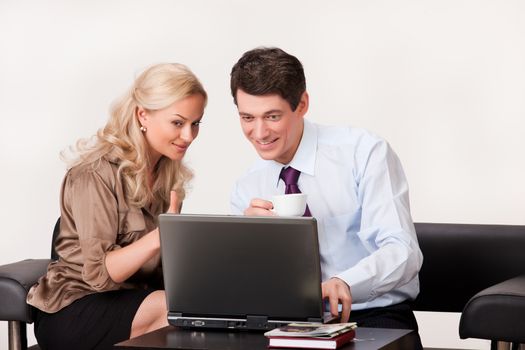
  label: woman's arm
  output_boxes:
[105,191,180,284]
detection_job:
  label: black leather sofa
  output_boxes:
[0,220,60,350]
[1,222,524,349]
[413,223,525,349]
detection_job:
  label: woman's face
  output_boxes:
[138,93,205,164]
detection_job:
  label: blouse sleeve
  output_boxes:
[63,166,122,291]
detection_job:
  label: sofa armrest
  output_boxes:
[459,274,525,343]
[0,259,51,323]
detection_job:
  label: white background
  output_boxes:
[1,1,524,348]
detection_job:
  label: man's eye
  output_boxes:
[267,115,281,121]
[241,116,254,122]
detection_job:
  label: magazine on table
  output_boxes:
[264,322,357,349]
[265,322,357,338]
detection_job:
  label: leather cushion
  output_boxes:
[0,259,51,322]
[459,274,525,343]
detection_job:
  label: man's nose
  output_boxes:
[253,119,269,139]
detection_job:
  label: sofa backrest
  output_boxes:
[51,217,61,261]
[413,222,525,313]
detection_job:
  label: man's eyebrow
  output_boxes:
[264,109,283,115]
[239,109,283,117]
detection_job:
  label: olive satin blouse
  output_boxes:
[27,157,164,313]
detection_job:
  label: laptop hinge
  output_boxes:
[246,315,269,329]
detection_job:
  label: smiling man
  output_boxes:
[229,47,423,341]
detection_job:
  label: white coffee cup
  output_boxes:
[272,193,307,216]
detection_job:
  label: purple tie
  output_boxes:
[279,166,312,217]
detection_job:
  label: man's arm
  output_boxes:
[322,137,422,322]
[337,138,423,304]
[230,181,249,215]
[231,181,275,216]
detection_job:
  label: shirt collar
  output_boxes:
[263,119,317,187]
[288,119,317,177]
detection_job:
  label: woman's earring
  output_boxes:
[140,126,147,133]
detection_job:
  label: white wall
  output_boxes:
[1,1,524,348]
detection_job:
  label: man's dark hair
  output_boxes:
[230,47,306,111]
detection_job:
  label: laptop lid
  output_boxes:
[159,214,324,330]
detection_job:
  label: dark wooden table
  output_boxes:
[115,326,418,349]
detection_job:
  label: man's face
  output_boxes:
[236,89,308,164]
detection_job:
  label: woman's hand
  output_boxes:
[167,190,181,214]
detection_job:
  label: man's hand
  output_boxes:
[322,277,352,322]
[244,198,275,216]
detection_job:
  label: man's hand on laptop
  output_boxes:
[322,277,352,323]
[244,198,275,216]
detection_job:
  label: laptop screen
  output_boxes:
[159,214,323,327]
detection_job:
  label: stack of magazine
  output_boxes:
[264,322,357,349]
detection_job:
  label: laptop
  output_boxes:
[159,214,331,330]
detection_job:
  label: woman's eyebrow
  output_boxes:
[173,113,188,120]
[173,113,204,121]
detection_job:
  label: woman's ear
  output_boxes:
[136,106,147,125]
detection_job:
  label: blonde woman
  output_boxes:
[27,63,207,350]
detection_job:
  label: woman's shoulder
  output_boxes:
[66,156,120,187]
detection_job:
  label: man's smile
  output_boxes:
[255,138,278,146]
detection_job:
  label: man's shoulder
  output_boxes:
[230,159,276,208]
[313,122,385,148]
[235,159,272,183]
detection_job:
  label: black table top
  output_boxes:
[115,326,417,349]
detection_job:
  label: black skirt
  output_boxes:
[34,289,155,350]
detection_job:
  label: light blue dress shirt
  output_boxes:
[231,119,423,311]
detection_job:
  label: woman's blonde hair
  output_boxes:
[64,63,207,209]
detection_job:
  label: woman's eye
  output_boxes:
[192,121,202,127]
[172,120,184,127]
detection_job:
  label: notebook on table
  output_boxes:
[159,214,333,331]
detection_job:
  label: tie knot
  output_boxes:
[280,166,301,186]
